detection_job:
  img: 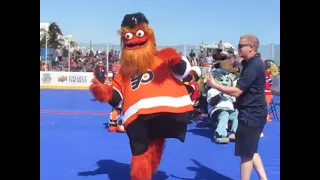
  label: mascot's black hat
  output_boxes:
[121,12,149,28]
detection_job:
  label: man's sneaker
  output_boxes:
[214,132,229,144]
[228,133,236,141]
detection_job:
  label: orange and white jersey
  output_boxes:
[112,57,193,128]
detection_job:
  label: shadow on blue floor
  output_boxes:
[78,159,168,180]
[40,89,280,180]
[170,159,233,180]
[77,159,232,180]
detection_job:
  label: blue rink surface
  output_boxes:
[40,89,280,180]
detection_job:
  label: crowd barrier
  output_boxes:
[40,71,113,89]
[41,71,280,91]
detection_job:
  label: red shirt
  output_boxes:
[265,70,272,95]
[189,81,199,101]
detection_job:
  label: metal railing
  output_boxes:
[40,42,280,72]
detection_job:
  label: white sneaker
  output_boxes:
[260,132,264,138]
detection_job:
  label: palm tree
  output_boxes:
[40,28,48,47]
[70,41,78,48]
[40,22,63,49]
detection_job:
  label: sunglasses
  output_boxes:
[238,44,251,49]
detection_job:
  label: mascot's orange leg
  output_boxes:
[150,139,165,174]
[130,139,166,180]
[130,152,152,180]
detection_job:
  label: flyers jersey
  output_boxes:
[112,57,194,128]
[189,81,199,102]
[265,70,272,95]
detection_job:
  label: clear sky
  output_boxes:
[40,0,280,46]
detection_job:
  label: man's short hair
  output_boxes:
[240,34,260,52]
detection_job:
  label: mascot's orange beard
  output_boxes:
[119,26,156,77]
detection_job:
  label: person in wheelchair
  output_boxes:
[206,69,238,144]
[182,66,202,121]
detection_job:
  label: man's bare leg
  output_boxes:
[253,153,267,180]
[240,156,253,180]
[240,153,268,180]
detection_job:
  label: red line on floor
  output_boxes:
[40,110,110,115]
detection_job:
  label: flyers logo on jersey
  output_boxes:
[130,70,154,91]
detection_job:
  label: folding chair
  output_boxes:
[269,98,280,121]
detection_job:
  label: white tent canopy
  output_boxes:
[219,42,235,49]
[200,42,236,50]
[199,42,238,57]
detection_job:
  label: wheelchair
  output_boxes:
[188,100,205,123]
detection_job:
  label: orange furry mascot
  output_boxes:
[90,12,193,180]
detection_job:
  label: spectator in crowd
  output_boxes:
[48,47,108,72]
[111,60,121,80]
[114,51,119,60]
[100,51,107,61]
[259,55,273,123]
[200,52,214,79]
[108,49,114,62]
[206,53,214,63]
[271,65,280,95]
[62,46,69,62]
[40,62,49,71]
[198,49,205,60]
[95,51,100,59]
[54,46,62,62]
[218,40,225,52]
[89,50,94,57]
[206,34,268,180]
[189,49,196,58]
[93,60,109,84]
[188,56,198,66]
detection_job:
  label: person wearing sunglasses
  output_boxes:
[93,60,109,84]
[206,34,268,180]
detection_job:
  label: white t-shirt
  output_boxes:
[55,48,62,57]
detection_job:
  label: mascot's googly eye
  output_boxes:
[125,33,133,40]
[136,30,144,37]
